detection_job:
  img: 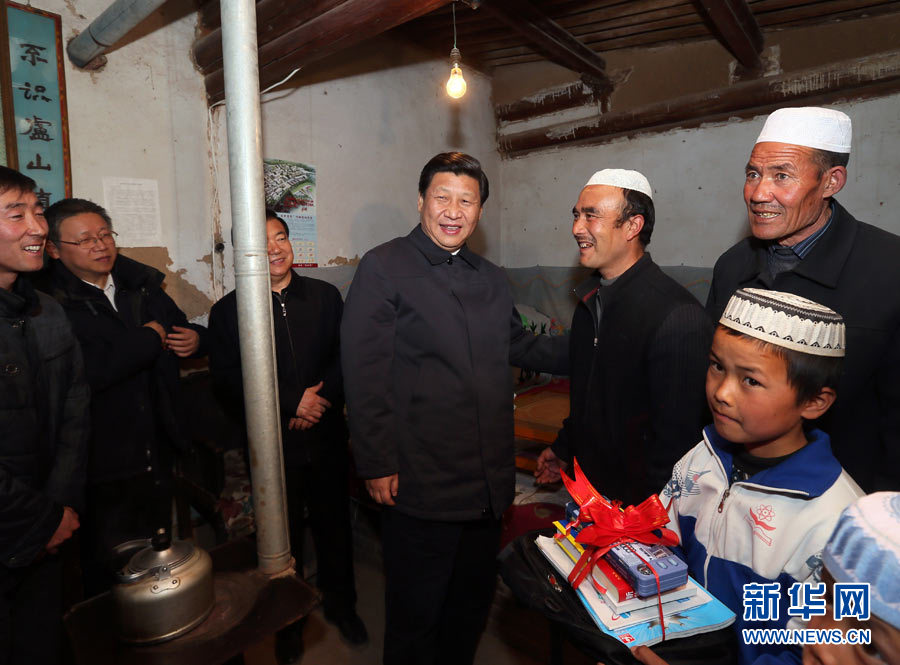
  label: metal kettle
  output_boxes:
[112,528,214,644]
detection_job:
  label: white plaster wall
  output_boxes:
[498,93,900,269]
[214,37,500,295]
[39,0,215,317]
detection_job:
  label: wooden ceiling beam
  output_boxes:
[194,0,348,74]
[478,0,612,90]
[496,81,601,123]
[691,0,764,69]
[499,49,900,156]
[202,0,453,103]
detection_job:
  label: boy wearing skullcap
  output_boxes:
[804,492,900,665]
[649,289,864,665]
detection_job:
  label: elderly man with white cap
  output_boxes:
[535,169,712,506]
[706,106,900,493]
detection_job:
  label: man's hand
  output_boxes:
[294,381,332,425]
[143,320,167,347]
[46,506,80,553]
[167,325,200,357]
[288,417,314,431]
[535,447,566,484]
[630,646,670,665]
[365,474,398,506]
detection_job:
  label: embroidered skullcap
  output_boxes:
[823,492,900,630]
[719,288,845,357]
[584,169,653,200]
[755,107,852,154]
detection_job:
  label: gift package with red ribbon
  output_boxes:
[535,458,735,647]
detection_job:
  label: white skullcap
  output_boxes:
[824,492,900,630]
[584,169,652,200]
[755,107,852,154]
[719,288,845,357]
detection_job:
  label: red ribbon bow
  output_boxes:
[558,459,679,641]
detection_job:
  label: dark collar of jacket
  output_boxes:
[407,223,482,270]
[703,424,842,498]
[0,275,40,317]
[736,199,858,289]
[273,269,307,300]
[573,251,653,306]
[47,254,164,304]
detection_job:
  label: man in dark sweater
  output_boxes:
[535,169,712,507]
[208,211,366,661]
[706,107,900,492]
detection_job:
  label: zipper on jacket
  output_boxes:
[701,487,731,587]
[274,290,303,397]
[717,488,730,513]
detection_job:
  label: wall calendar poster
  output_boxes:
[263,159,317,268]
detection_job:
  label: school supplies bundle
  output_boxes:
[536,459,735,647]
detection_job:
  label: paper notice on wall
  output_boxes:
[102,177,162,247]
[264,159,317,267]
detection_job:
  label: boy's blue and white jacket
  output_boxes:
[661,426,863,665]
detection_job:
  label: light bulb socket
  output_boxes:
[449,47,462,67]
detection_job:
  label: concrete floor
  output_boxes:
[241,505,596,665]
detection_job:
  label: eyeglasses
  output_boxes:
[57,231,118,249]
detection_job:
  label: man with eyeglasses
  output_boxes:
[0,168,89,664]
[41,197,206,595]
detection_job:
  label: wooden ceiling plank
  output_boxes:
[755,0,899,23]
[554,0,692,28]
[567,5,701,36]
[421,1,698,46]
[553,12,702,45]
[482,21,712,63]
[478,0,613,89]
[691,0,764,69]
[762,3,900,29]
[459,3,704,56]
[203,0,453,102]
[194,0,349,74]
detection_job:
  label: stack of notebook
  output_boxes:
[536,526,735,647]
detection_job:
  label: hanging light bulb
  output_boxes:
[446,47,467,99]
[445,2,467,99]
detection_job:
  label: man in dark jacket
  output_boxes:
[42,198,205,595]
[0,167,89,664]
[534,169,712,506]
[341,152,568,665]
[706,107,900,493]
[208,210,366,661]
